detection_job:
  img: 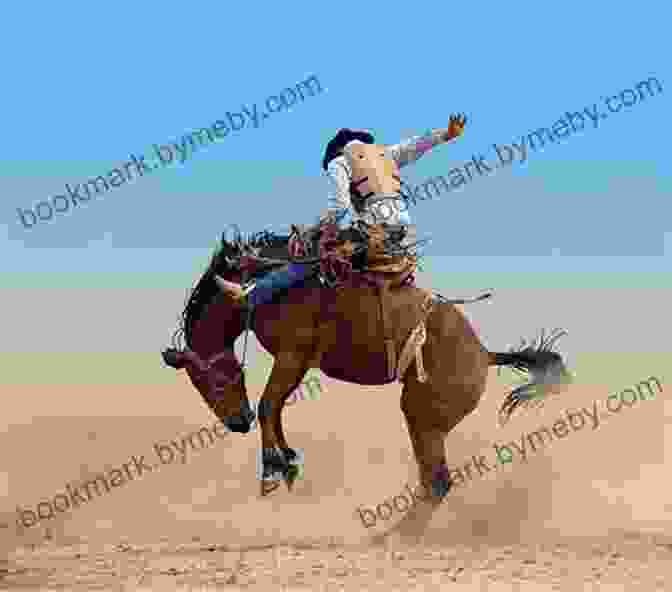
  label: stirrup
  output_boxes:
[241,281,256,296]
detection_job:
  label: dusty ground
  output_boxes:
[1,362,670,590]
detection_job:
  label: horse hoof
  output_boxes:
[260,479,281,497]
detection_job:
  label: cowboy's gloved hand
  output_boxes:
[444,113,467,141]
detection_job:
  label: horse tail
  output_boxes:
[487,328,573,425]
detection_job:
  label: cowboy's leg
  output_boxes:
[248,263,310,306]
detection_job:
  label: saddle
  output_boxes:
[315,222,424,382]
[230,223,427,383]
[360,223,415,276]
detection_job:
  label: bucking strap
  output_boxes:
[397,292,435,383]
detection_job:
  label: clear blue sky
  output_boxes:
[0,2,670,351]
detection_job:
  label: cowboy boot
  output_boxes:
[216,264,311,308]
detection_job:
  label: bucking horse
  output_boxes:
[161,222,572,543]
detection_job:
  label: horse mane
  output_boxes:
[170,226,290,350]
[169,221,431,350]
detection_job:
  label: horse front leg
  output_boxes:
[273,390,310,491]
[258,353,306,496]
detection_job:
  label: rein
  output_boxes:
[239,304,253,377]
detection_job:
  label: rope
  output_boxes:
[239,304,253,373]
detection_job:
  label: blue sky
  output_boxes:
[0,1,670,351]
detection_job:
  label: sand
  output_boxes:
[1,355,670,590]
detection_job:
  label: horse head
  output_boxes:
[162,232,255,432]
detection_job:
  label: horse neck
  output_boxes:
[189,293,245,359]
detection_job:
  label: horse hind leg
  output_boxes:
[379,375,486,546]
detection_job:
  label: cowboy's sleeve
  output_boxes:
[326,158,356,226]
[386,128,450,169]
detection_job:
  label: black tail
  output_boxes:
[489,329,573,425]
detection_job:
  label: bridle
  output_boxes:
[182,347,245,388]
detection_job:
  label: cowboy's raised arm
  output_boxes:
[386,114,467,168]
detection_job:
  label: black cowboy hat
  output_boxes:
[322,128,375,171]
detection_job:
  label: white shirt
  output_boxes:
[323,128,448,227]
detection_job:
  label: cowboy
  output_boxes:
[217,115,467,307]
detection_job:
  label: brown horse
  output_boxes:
[162,233,572,542]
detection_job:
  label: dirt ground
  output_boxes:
[1,367,670,590]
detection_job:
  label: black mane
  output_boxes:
[169,222,429,349]
[170,227,290,349]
